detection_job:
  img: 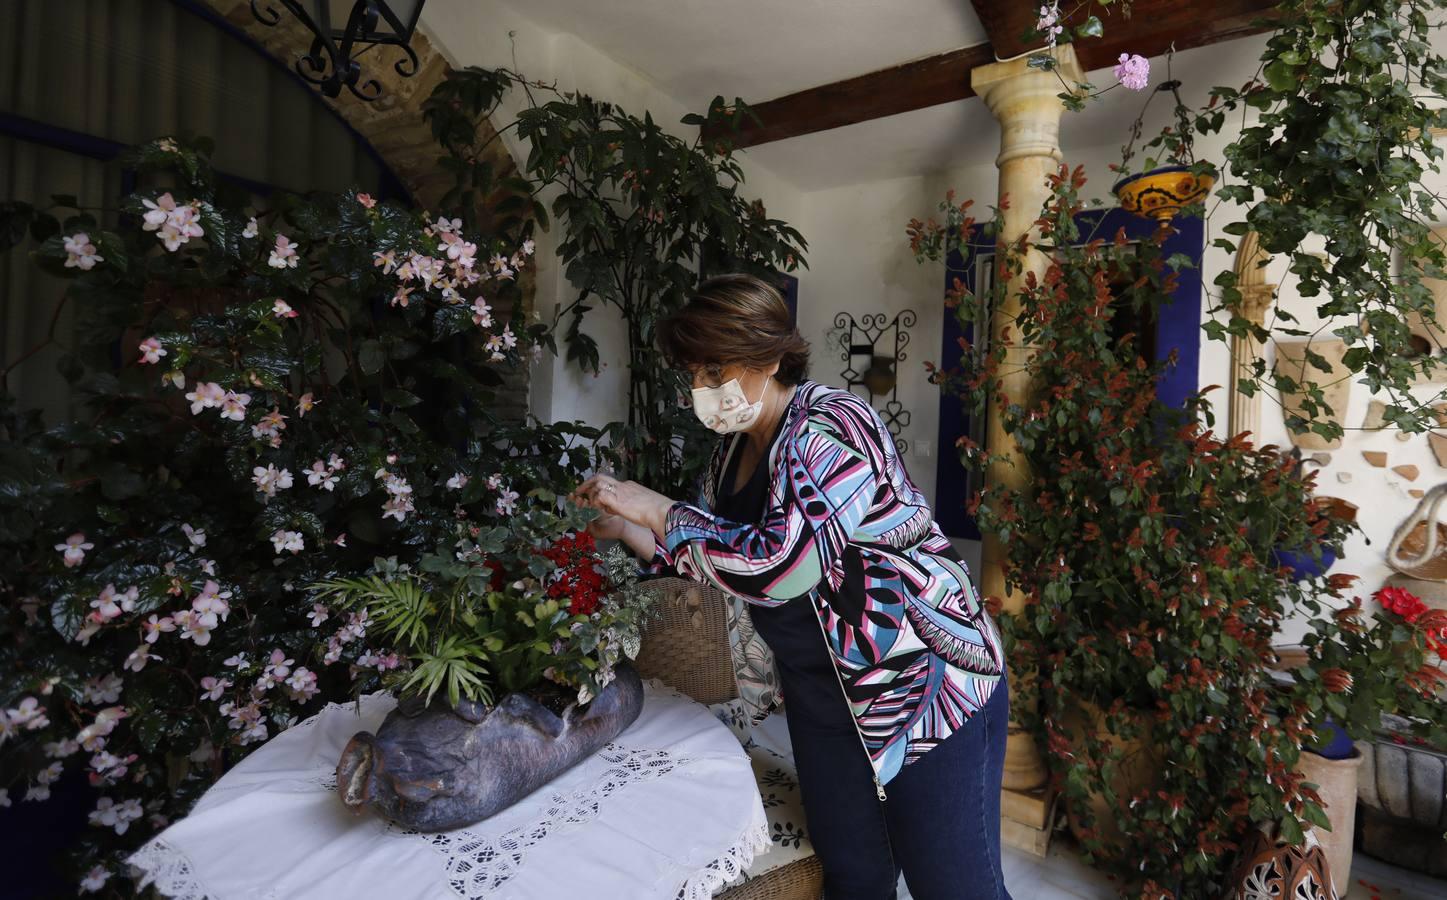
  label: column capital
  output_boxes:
[971,45,1085,168]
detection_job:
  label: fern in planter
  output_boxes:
[910,166,1445,897]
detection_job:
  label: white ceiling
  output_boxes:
[484,1,1270,192]
[492,0,990,110]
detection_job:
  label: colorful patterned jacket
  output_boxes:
[650,380,1006,790]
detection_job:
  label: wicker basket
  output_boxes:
[637,578,823,900]
[1387,484,1447,581]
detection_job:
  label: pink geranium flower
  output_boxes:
[1115,53,1151,91]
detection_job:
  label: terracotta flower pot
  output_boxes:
[1058,700,1164,846]
[1297,747,1363,896]
[335,663,645,832]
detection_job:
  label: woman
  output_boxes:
[573,274,1010,900]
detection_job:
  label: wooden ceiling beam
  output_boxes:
[711,1,1282,149]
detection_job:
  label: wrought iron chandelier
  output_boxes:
[250,1,426,102]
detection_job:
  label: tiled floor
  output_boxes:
[894,840,1446,899]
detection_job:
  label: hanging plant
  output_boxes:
[1201,0,1447,439]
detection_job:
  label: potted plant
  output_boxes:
[1278,584,1447,889]
[909,166,1401,897]
[312,528,657,832]
[1111,62,1215,221]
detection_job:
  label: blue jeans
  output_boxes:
[785,675,1012,900]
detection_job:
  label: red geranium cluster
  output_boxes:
[1374,586,1447,656]
[539,531,608,616]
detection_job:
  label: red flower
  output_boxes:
[1375,586,1427,623]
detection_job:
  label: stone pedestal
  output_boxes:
[970,44,1084,855]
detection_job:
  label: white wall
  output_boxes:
[419,0,808,431]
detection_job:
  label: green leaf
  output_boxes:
[359,340,386,375]
[1075,16,1103,38]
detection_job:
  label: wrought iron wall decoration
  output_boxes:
[251,0,426,101]
[831,310,916,453]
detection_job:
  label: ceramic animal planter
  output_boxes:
[336,663,645,832]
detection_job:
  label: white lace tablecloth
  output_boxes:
[129,681,768,900]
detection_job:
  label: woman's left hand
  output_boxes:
[572,475,676,538]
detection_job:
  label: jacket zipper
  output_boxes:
[809,603,888,802]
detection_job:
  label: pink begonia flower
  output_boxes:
[137,337,166,364]
[90,584,134,622]
[496,488,519,516]
[63,232,104,270]
[308,603,330,627]
[77,706,127,751]
[159,205,204,251]
[79,865,111,894]
[333,533,348,548]
[36,761,64,786]
[489,254,514,280]
[141,193,178,231]
[223,653,248,669]
[470,297,493,328]
[306,460,339,491]
[7,696,49,731]
[44,739,80,760]
[25,784,51,802]
[123,643,157,673]
[271,529,304,554]
[1115,53,1151,91]
[219,389,251,421]
[242,217,259,239]
[272,298,298,319]
[199,676,231,702]
[390,285,413,308]
[185,381,226,415]
[81,673,123,705]
[434,216,462,234]
[285,667,319,701]
[251,408,288,446]
[446,473,469,490]
[192,580,232,621]
[268,233,300,269]
[88,796,143,834]
[373,248,397,273]
[263,649,295,684]
[176,609,219,646]
[181,522,207,548]
[356,192,376,209]
[251,463,294,498]
[500,326,517,350]
[56,532,94,568]
[75,615,103,646]
[521,239,535,256]
[141,614,175,644]
[297,392,317,417]
[162,370,186,390]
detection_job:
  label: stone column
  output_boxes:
[971,44,1084,856]
[1229,231,1275,438]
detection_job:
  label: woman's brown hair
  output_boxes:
[658,273,811,385]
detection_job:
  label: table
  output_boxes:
[129,680,768,900]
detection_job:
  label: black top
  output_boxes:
[712,418,856,733]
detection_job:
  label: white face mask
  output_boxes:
[691,377,765,434]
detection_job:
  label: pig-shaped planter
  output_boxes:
[336,663,644,832]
